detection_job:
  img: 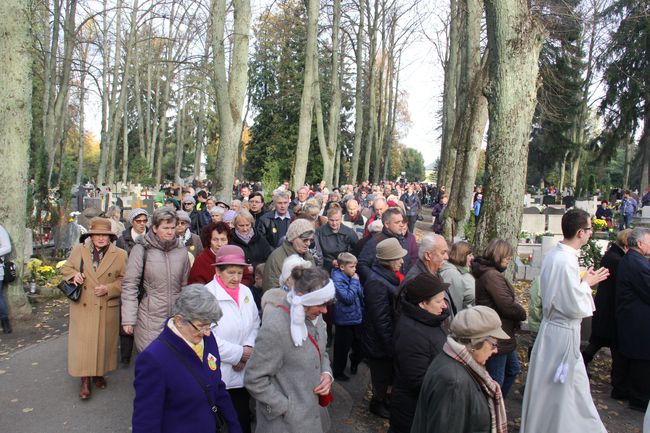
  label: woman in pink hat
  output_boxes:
[204,245,260,433]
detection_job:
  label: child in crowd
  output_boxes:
[331,252,365,381]
[250,263,265,315]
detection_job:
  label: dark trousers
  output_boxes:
[228,387,252,433]
[612,349,650,408]
[367,357,393,402]
[406,215,417,234]
[0,280,8,321]
[582,341,606,365]
[333,324,363,375]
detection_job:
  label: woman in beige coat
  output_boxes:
[121,207,190,352]
[60,218,128,400]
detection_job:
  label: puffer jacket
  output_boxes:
[331,268,364,326]
[121,231,190,352]
[439,261,475,312]
[472,257,526,354]
[315,223,358,271]
[362,263,400,359]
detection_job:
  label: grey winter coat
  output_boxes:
[121,231,190,352]
[245,300,332,433]
[439,261,475,312]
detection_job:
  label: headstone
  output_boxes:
[523,206,541,214]
[544,206,566,214]
[547,214,564,235]
[521,213,546,234]
[142,199,155,214]
[542,195,557,205]
[562,195,576,208]
[541,234,560,255]
[642,206,650,219]
[574,200,593,214]
[83,197,102,211]
[524,194,532,207]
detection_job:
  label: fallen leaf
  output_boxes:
[22,408,33,413]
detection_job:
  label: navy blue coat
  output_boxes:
[362,263,401,359]
[357,228,415,284]
[132,324,242,433]
[331,268,364,326]
[616,249,650,360]
[590,243,625,345]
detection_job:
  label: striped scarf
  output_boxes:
[443,336,508,433]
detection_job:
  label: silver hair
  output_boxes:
[628,228,650,249]
[292,267,330,295]
[209,206,225,216]
[234,210,255,225]
[231,199,242,207]
[152,207,178,227]
[273,190,291,201]
[173,284,223,323]
[418,234,445,260]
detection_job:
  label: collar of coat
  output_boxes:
[81,240,120,278]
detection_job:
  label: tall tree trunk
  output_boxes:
[438,0,461,188]
[363,0,379,182]
[211,0,251,200]
[350,0,365,184]
[107,0,124,186]
[291,0,318,190]
[475,0,544,252]
[175,105,185,184]
[45,0,77,188]
[569,150,581,191]
[323,0,342,187]
[0,0,34,318]
[558,150,568,193]
[97,0,111,185]
[194,43,210,180]
[639,106,650,193]
[77,69,86,185]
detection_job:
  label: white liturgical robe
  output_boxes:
[520,242,607,433]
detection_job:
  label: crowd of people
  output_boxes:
[16,178,647,432]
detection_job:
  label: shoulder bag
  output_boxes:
[3,259,16,283]
[158,337,229,433]
[57,259,83,302]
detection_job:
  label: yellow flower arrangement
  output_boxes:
[592,218,607,231]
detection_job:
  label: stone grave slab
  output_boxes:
[521,213,546,234]
[547,214,564,234]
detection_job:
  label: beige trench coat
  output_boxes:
[60,241,127,376]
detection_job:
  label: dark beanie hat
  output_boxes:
[404,273,450,304]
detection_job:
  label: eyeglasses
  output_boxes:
[581,226,593,232]
[188,321,213,334]
[133,218,148,224]
[486,338,498,350]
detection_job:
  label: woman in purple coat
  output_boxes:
[132,284,242,433]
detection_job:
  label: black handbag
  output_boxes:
[158,337,229,433]
[3,259,16,283]
[58,259,83,302]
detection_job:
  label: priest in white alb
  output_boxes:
[520,209,609,433]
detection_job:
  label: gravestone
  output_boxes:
[545,205,566,213]
[142,199,155,214]
[562,195,576,208]
[575,200,596,215]
[524,194,532,207]
[542,195,557,205]
[521,212,546,234]
[643,206,650,219]
[547,214,564,234]
[83,197,102,211]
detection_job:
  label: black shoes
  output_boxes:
[610,388,629,400]
[1,318,11,334]
[369,399,390,419]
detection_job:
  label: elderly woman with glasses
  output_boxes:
[262,219,316,291]
[205,246,261,433]
[132,284,242,433]
[121,207,191,352]
[116,209,149,255]
[410,306,510,433]
[245,267,335,433]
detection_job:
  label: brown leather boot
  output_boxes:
[93,376,107,389]
[79,377,91,400]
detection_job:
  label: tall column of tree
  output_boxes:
[350,0,365,184]
[211,0,251,200]
[0,0,33,317]
[291,0,319,190]
[475,0,544,251]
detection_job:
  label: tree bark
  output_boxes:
[211,0,251,200]
[98,0,111,185]
[0,0,34,318]
[438,0,461,188]
[323,0,342,187]
[291,0,318,190]
[475,0,544,252]
[350,0,365,184]
[106,0,124,186]
[363,0,380,182]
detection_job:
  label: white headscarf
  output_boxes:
[286,279,336,347]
